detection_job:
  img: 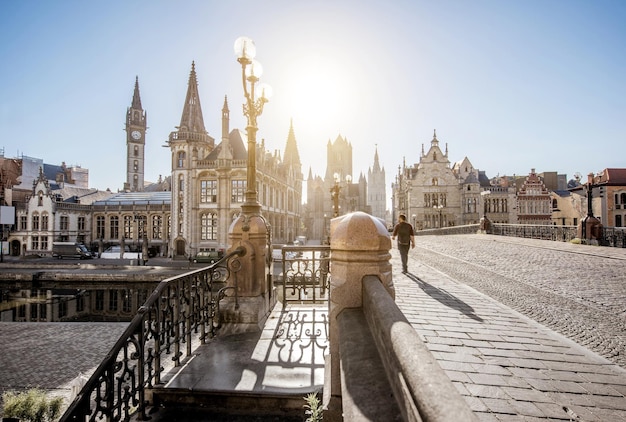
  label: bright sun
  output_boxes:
[282,54,355,131]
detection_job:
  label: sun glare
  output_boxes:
[283,55,355,131]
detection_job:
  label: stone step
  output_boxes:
[145,388,309,421]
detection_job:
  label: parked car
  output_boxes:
[193,250,222,264]
[52,242,92,259]
[100,246,138,259]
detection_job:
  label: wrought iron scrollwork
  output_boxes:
[59,247,245,422]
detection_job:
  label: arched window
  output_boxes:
[177,151,186,168]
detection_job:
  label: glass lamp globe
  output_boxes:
[256,82,273,101]
[234,36,256,60]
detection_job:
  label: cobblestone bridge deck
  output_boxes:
[397,234,626,421]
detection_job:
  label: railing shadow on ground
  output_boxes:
[405,272,484,322]
[59,247,245,422]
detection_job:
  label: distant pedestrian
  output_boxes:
[392,214,415,273]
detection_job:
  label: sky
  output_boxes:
[1,0,625,203]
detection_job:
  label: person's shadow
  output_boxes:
[405,272,484,322]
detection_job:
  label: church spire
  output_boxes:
[131,76,142,109]
[222,95,230,141]
[431,129,439,147]
[283,118,301,169]
[372,144,381,172]
[179,61,207,133]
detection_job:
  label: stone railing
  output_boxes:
[59,247,244,422]
[326,212,476,422]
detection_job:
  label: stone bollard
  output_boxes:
[325,211,392,419]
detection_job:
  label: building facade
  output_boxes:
[516,169,552,224]
[305,135,371,242]
[166,63,303,258]
[391,131,482,230]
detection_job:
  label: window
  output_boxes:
[41,237,48,251]
[20,216,27,230]
[58,300,67,318]
[616,215,623,228]
[96,216,105,239]
[134,160,138,171]
[32,213,40,231]
[110,216,119,239]
[177,151,186,168]
[109,290,118,311]
[122,289,132,313]
[152,215,163,239]
[41,213,49,231]
[32,236,39,250]
[76,294,84,313]
[231,180,246,203]
[95,290,105,311]
[134,145,139,157]
[200,180,218,203]
[124,216,133,239]
[201,213,218,240]
[60,215,69,230]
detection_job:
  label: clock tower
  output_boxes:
[125,76,147,191]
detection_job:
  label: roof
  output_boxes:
[93,191,171,206]
[598,168,626,185]
[206,129,247,161]
[51,186,114,205]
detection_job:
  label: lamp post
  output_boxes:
[234,36,272,216]
[331,173,341,218]
[480,190,491,233]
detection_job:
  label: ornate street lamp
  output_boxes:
[331,173,341,218]
[234,36,272,216]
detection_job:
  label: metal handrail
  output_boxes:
[59,247,245,422]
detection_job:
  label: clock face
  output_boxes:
[131,130,141,140]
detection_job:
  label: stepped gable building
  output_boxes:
[367,146,387,222]
[391,130,482,230]
[166,62,303,258]
[516,168,552,225]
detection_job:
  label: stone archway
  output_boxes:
[175,239,186,257]
[10,239,20,256]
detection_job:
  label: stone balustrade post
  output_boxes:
[220,214,274,333]
[325,211,392,418]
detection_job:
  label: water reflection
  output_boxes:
[1,285,157,322]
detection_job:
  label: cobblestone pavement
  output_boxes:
[0,322,128,411]
[408,234,626,369]
[394,234,626,421]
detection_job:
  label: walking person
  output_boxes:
[391,214,415,273]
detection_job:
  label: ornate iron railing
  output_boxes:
[59,247,244,422]
[278,245,330,307]
[415,222,626,248]
[491,223,579,242]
